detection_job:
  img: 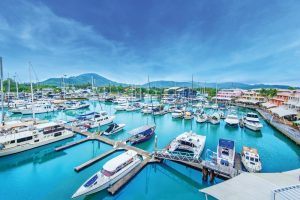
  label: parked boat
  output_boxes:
[0,121,74,157]
[77,112,115,129]
[171,110,184,118]
[128,125,156,145]
[167,131,206,159]
[225,113,239,127]
[103,123,125,136]
[183,111,194,120]
[196,113,208,123]
[241,146,262,173]
[242,113,263,131]
[217,138,235,168]
[72,150,141,198]
[209,113,220,124]
[64,101,89,110]
[114,103,129,111]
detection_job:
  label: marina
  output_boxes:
[1,98,300,199]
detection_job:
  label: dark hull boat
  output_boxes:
[128,125,156,145]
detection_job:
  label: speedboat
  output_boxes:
[196,113,208,123]
[64,101,89,110]
[167,131,206,159]
[241,146,262,173]
[183,111,194,120]
[217,138,235,168]
[225,113,239,127]
[171,110,184,118]
[209,113,220,124]
[72,150,141,198]
[243,113,263,131]
[114,103,129,111]
[128,125,156,145]
[103,123,125,136]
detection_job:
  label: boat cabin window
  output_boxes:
[221,148,229,156]
[179,140,195,147]
[250,157,254,161]
[246,156,249,160]
[255,158,259,162]
[17,136,33,143]
[84,174,98,187]
[101,169,114,177]
[10,140,15,144]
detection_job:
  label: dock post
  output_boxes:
[202,167,208,181]
[209,170,215,182]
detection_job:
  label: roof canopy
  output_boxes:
[270,107,298,117]
[200,169,300,200]
[219,139,234,149]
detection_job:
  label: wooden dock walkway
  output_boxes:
[55,137,90,151]
[74,148,121,172]
[107,158,150,195]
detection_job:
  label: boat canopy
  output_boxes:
[103,150,137,172]
[219,139,234,150]
[128,125,155,135]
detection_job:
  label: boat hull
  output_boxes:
[0,130,75,157]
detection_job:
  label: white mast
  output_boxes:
[14,73,19,99]
[0,57,4,126]
[29,62,35,120]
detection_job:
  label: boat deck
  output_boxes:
[107,158,150,195]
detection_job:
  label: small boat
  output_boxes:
[153,105,167,116]
[103,123,125,136]
[209,113,220,124]
[242,113,263,131]
[241,146,262,173]
[114,103,129,111]
[183,111,194,120]
[196,113,208,123]
[218,111,225,119]
[171,110,184,118]
[64,101,89,110]
[217,138,235,167]
[128,125,156,145]
[225,113,239,127]
[72,150,141,198]
[167,131,206,159]
[77,112,115,129]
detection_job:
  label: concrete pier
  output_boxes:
[55,138,90,151]
[107,158,150,195]
[74,148,121,172]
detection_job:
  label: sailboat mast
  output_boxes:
[14,74,19,99]
[0,57,4,126]
[29,62,35,119]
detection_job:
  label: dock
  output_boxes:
[55,137,90,151]
[107,158,150,195]
[74,148,121,172]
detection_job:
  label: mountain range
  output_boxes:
[39,73,298,89]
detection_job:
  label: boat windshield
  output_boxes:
[101,169,114,177]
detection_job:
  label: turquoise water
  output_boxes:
[1,100,299,200]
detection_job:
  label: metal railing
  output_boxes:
[154,149,202,164]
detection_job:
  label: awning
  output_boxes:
[270,107,298,117]
[200,169,300,200]
[261,102,277,109]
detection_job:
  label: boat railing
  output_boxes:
[154,149,202,164]
[272,184,300,200]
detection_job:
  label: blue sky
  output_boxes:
[0,0,300,85]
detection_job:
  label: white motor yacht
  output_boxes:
[171,110,184,118]
[167,131,206,159]
[241,146,262,173]
[209,113,220,124]
[243,113,263,131]
[0,121,74,157]
[72,150,141,198]
[196,113,208,123]
[82,111,115,129]
[225,113,239,127]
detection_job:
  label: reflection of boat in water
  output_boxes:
[103,123,125,136]
[72,150,141,198]
[168,131,206,159]
[127,125,156,145]
[241,146,262,173]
